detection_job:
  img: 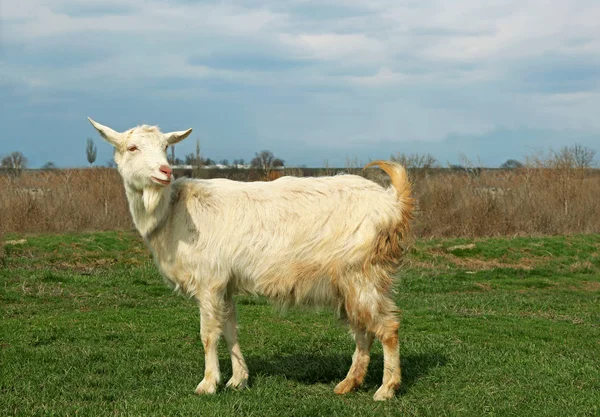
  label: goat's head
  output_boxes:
[88,117,192,191]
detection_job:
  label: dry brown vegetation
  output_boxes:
[0,168,131,235]
[409,166,600,237]
[1,159,599,238]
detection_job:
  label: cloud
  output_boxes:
[1,0,600,168]
[53,1,137,17]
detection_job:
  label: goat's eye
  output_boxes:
[164,145,169,151]
[127,145,138,152]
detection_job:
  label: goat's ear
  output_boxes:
[164,128,193,145]
[88,117,123,147]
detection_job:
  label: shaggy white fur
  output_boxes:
[88,117,414,401]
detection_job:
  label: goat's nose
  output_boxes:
[159,165,172,178]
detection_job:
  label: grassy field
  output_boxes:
[1,231,599,416]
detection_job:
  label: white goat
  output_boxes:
[88,117,414,401]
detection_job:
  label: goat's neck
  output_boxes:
[125,184,171,238]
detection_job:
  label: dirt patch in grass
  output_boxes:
[569,261,594,272]
[446,243,476,252]
[4,239,27,245]
[404,258,450,270]
[19,281,68,298]
[474,282,492,291]
[448,255,536,271]
[580,281,600,292]
[406,245,550,271]
[53,258,120,273]
[435,249,547,271]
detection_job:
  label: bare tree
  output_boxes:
[570,143,596,169]
[391,152,438,169]
[1,151,28,176]
[390,152,439,182]
[86,138,97,166]
[182,139,203,166]
[168,145,176,165]
[547,144,595,169]
[184,153,197,165]
[251,150,284,179]
[168,145,183,165]
[192,138,202,177]
[527,144,597,215]
[232,159,245,168]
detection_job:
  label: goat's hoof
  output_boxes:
[373,385,396,401]
[226,375,248,390]
[334,378,357,395]
[195,379,218,395]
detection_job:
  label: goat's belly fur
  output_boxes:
[154,250,348,310]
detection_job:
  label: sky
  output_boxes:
[1,0,599,168]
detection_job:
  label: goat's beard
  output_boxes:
[142,186,166,213]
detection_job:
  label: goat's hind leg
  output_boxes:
[339,280,402,401]
[334,326,374,395]
[372,297,401,401]
[223,294,249,390]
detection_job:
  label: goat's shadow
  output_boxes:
[239,351,447,395]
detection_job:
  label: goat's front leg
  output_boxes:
[195,290,226,395]
[223,295,249,390]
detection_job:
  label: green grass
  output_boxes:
[1,231,599,416]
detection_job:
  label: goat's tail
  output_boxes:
[363,160,415,227]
